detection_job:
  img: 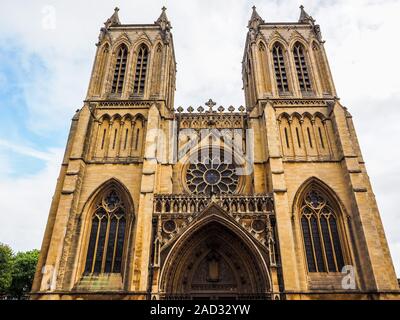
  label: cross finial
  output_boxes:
[104,7,121,28]
[299,5,315,24]
[205,99,217,112]
[156,6,171,32]
[248,5,265,30]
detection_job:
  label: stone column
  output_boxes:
[129,104,161,293]
[331,101,398,291]
[263,101,302,294]
[37,105,91,292]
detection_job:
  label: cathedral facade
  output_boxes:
[31,7,399,300]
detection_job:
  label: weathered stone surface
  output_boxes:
[31,7,399,300]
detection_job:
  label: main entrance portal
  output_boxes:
[160,218,271,300]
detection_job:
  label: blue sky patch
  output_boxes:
[0,42,67,177]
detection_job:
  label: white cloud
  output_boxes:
[0,139,55,161]
[0,147,63,252]
[0,0,399,276]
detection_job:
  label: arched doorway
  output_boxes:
[159,219,271,300]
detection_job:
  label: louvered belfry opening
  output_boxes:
[293,43,312,92]
[133,45,149,96]
[272,43,289,93]
[111,45,128,94]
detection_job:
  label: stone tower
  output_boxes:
[31,7,177,299]
[241,6,398,298]
[31,7,399,300]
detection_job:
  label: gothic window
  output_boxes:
[300,188,345,273]
[318,127,325,149]
[290,115,303,154]
[279,115,293,157]
[132,117,144,156]
[307,127,313,148]
[94,44,109,96]
[135,128,140,150]
[93,115,111,159]
[314,116,329,155]
[312,42,332,95]
[107,116,121,158]
[186,149,239,195]
[111,45,128,94]
[293,43,312,92]
[272,43,289,93]
[151,43,163,95]
[112,129,118,149]
[85,189,127,274]
[246,57,257,106]
[258,42,272,93]
[101,129,107,150]
[124,129,129,150]
[284,128,290,148]
[133,44,149,96]
[296,127,301,148]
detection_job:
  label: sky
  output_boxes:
[0,0,399,276]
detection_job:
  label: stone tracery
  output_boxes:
[186,153,239,195]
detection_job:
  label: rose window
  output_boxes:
[186,154,239,195]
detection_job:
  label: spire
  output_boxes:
[248,6,265,30]
[156,7,172,44]
[298,5,315,24]
[98,7,121,45]
[298,5,322,41]
[104,7,121,28]
[155,6,172,31]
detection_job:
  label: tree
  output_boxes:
[0,243,13,296]
[8,250,39,299]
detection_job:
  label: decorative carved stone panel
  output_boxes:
[153,194,276,269]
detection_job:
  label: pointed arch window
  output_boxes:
[151,44,163,95]
[132,117,144,155]
[293,43,312,92]
[312,42,332,95]
[300,187,345,272]
[258,42,272,93]
[94,44,109,95]
[133,45,149,96]
[111,45,128,94]
[85,189,127,274]
[272,43,289,93]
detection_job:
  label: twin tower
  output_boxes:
[31,7,399,300]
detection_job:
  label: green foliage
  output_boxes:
[0,244,39,299]
[9,250,40,299]
[0,243,13,294]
